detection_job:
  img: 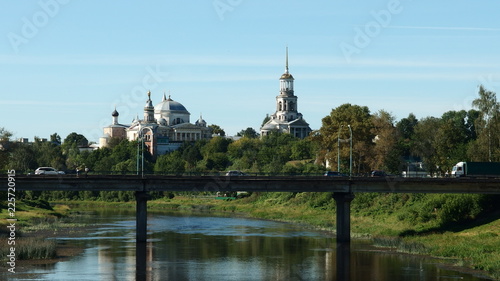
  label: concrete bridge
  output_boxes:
[10,175,500,243]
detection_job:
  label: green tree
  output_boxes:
[182,144,203,170]
[32,139,65,170]
[412,117,441,175]
[435,110,479,170]
[316,104,373,174]
[471,85,500,161]
[209,124,225,136]
[237,127,259,138]
[9,143,37,173]
[154,151,186,175]
[258,132,296,171]
[227,137,261,170]
[395,113,418,161]
[370,110,400,173]
[291,138,315,160]
[63,132,89,148]
[50,133,61,145]
[201,136,232,156]
[0,127,13,170]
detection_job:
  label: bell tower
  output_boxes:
[276,47,298,122]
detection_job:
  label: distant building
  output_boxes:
[260,48,311,139]
[100,91,212,156]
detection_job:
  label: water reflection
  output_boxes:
[7,212,492,281]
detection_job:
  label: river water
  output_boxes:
[7,210,492,281]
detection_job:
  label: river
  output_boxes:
[6,210,492,281]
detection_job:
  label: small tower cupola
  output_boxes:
[144,91,155,123]
[111,107,119,125]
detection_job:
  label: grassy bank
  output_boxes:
[0,200,89,261]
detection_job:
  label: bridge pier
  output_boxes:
[135,191,150,243]
[333,192,355,243]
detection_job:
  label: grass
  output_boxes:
[0,201,89,261]
[0,237,57,260]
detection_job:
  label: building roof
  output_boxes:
[154,94,189,114]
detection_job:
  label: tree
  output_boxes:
[50,133,61,145]
[412,117,441,175]
[370,110,400,173]
[0,127,12,142]
[201,136,232,156]
[9,143,37,172]
[209,124,225,136]
[32,138,65,170]
[435,112,469,171]
[316,104,373,173]
[63,132,89,147]
[0,127,13,170]
[291,138,315,160]
[227,137,261,170]
[237,127,259,138]
[471,85,500,161]
[395,113,419,162]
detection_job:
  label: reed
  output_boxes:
[0,237,57,260]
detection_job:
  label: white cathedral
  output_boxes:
[260,49,311,139]
[100,91,212,156]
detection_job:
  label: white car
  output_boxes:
[35,167,65,175]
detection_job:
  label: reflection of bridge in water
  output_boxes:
[12,175,500,281]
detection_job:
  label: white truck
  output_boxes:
[451,161,500,178]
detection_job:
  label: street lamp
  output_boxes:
[337,125,342,172]
[137,123,142,176]
[137,125,154,177]
[347,125,353,177]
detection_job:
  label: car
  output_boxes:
[225,170,247,176]
[324,171,346,177]
[35,167,65,175]
[371,170,386,177]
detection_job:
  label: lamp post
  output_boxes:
[347,125,353,177]
[137,124,141,176]
[337,125,342,173]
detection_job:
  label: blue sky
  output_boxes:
[1,0,500,143]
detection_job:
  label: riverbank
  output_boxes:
[0,202,98,264]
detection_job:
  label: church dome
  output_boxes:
[280,73,294,80]
[111,108,119,117]
[154,95,189,114]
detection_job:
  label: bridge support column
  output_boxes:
[136,191,150,243]
[333,192,355,243]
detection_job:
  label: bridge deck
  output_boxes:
[6,175,500,194]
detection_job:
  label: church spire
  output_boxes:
[285,46,289,74]
[279,47,294,94]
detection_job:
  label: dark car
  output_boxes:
[225,170,248,176]
[324,171,346,177]
[371,170,386,177]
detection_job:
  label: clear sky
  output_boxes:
[1,0,500,143]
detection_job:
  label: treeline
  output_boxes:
[1,85,499,177]
[315,85,500,175]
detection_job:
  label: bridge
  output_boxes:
[10,175,500,243]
